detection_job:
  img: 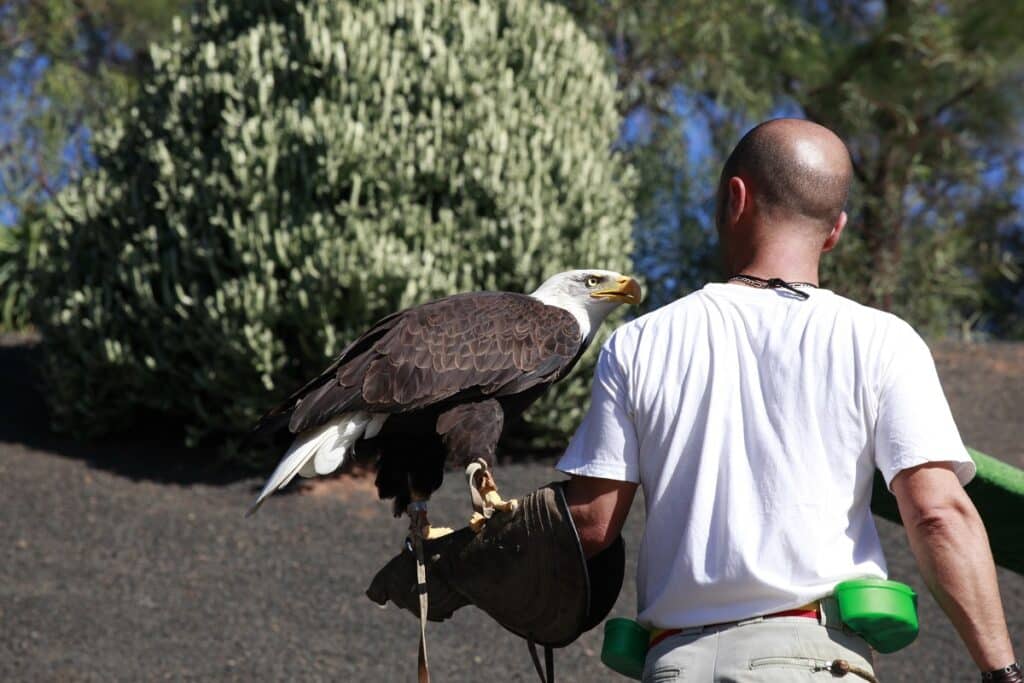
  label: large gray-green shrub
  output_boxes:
[32,0,635,449]
[0,221,38,331]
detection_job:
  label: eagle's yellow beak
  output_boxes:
[591,276,643,305]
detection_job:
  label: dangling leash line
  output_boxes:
[408,500,431,683]
[527,639,555,683]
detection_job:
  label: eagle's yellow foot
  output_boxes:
[469,512,487,533]
[485,490,519,514]
[477,468,518,513]
[468,497,518,533]
[425,526,454,539]
[466,460,518,532]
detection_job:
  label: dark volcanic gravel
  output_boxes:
[1,336,1022,681]
[933,342,1024,469]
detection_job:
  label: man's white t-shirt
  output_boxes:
[556,282,976,630]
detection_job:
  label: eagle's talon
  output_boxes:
[469,512,487,533]
[466,460,519,531]
[482,486,515,511]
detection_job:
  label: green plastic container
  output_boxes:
[834,578,919,653]
[601,618,649,680]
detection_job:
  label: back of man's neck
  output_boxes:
[726,248,821,286]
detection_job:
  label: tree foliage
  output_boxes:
[30,0,635,449]
[565,0,1024,336]
[0,211,44,330]
[0,0,190,330]
[790,1,1024,331]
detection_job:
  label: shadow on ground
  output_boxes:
[0,334,256,487]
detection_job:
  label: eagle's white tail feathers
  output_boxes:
[313,412,368,475]
[248,411,382,515]
[300,424,344,478]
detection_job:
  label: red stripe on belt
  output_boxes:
[648,604,820,650]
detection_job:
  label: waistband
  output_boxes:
[648,597,841,650]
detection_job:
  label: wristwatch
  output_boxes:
[982,662,1023,683]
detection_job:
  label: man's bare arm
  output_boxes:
[891,463,1016,671]
[564,474,638,558]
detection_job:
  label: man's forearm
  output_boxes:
[902,498,1015,671]
[563,475,637,558]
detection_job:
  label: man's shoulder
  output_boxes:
[823,290,913,329]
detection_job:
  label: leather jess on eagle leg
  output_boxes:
[366,482,625,650]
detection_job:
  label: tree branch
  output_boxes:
[917,79,983,127]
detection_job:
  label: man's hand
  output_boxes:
[891,462,1017,672]
[564,474,638,558]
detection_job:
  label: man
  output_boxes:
[558,119,1019,681]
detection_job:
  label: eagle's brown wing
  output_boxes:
[283,292,582,434]
[249,309,404,435]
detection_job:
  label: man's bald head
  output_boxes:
[717,119,853,233]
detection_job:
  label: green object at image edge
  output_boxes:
[871,448,1024,575]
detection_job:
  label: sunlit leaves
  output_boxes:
[30,0,634,450]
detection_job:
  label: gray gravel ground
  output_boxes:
[1,336,1021,682]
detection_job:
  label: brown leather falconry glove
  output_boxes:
[366,482,624,669]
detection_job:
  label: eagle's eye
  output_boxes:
[584,275,601,288]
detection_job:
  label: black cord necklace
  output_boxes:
[727,273,818,300]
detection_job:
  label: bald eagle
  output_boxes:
[248,270,641,534]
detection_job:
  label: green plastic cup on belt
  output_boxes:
[601,617,649,680]
[601,578,918,679]
[834,578,919,653]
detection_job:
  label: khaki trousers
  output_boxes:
[643,600,876,682]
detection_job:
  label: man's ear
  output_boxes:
[822,210,847,253]
[728,176,747,226]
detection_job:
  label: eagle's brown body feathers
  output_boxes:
[257,292,584,513]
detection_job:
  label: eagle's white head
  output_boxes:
[529,269,642,341]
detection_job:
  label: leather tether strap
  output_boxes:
[411,540,428,683]
[413,532,429,683]
[527,640,554,683]
[408,500,430,683]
